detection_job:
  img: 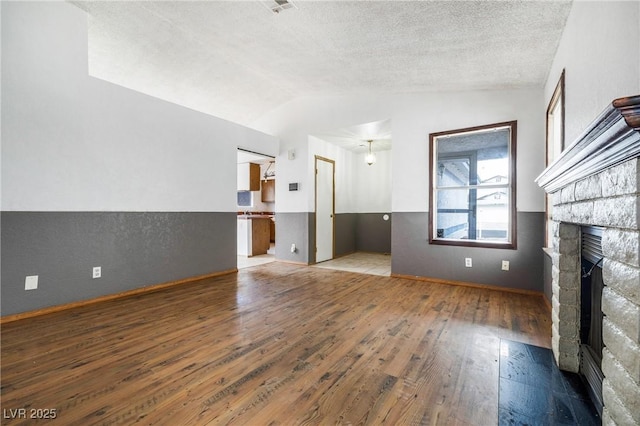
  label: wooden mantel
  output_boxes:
[536,95,640,193]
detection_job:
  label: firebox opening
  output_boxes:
[580,226,605,417]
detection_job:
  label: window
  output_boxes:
[237,190,252,207]
[545,70,565,247]
[429,121,517,249]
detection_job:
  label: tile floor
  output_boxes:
[238,251,392,275]
[237,244,276,269]
[499,339,600,425]
[312,252,391,276]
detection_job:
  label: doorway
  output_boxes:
[315,156,335,263]
[237,148,276,269]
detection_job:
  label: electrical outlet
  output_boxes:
[25,275,38,291]
[92,266,102,279]
[502,260,510,271]
[465,258,472,268]
[290,243,297,253]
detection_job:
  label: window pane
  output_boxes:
[436,157,470,187]
[436,188,470,239]
[237,191,252,207]
[477,156,508,186]
[436,188,510,241]
[437,128,510,186]
[477,189,509,241]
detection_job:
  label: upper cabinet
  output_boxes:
[261,179,275,202]
[238,163,260,191]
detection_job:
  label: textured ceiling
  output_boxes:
[71,0,572,129]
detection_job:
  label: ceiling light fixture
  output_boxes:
[365,140,376,166]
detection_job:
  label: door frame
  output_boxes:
[314,155,335,263]
[236,148,276,266]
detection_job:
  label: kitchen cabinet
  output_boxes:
[261,179,275,202]
[270,218,275,242]
[251,217,271,255]
[237,216,271,256]
[237,163,260,191]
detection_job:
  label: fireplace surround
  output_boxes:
[536,95,640,425]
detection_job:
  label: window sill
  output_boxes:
[429,238,516,250]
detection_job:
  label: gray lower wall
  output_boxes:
[1,211,237,316]
[391,211,545,292]
[276,212,392,264]
[276,210,544,293]
[335,213,357,257]
[335,213,392,257]
[356,213,392,254]
[275,212,313,264]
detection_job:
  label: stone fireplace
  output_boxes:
[536,95,640,425]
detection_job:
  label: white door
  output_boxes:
[315,156,334,263]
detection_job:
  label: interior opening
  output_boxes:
[237,148,276,269]
[308,119,392,274]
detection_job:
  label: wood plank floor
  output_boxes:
[1,262,551,425]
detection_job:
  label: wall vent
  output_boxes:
[260,0,297,14]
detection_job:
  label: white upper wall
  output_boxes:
[307,136,392,214]
[254,88,544,213]
[1,1,278,212]
[545,1,640,144]
[353,149,392,214]
[5,1,635,216]
[308,136,356,214]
